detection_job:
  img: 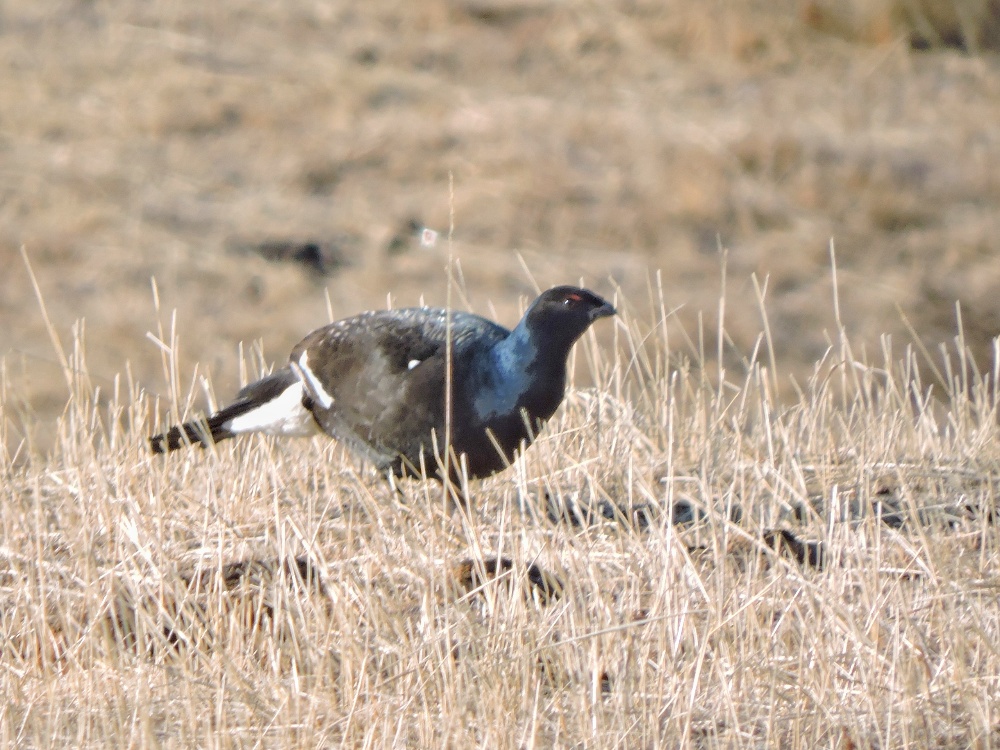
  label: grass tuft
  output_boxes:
[3,271,1000,747]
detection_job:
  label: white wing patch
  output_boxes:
[225,381,319,437]
[295,349,335,409]
[407,359,422,370]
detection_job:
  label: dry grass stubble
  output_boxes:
[3,271,1000,746]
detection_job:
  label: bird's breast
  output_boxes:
[472,373,523,421]
[470,361,565,426]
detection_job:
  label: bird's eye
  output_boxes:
[563,293,583,307]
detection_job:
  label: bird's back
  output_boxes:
[290,307,510,474]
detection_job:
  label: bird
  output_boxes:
[149,286,616,484]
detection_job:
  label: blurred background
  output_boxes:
[2,0,1000,452]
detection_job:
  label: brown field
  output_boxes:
[4,0,1000,747]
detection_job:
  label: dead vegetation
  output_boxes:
[4,0,1000,745]
[802,0,1000,50]
[4,276,1000,746]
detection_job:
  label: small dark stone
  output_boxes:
[386,217,427,255]
[670,500,702,525]
[454,556,562,604]
[227,237,351,276]
[763,529,825,569]
[352,45,380,66]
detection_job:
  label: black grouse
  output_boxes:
[149,286,616,482]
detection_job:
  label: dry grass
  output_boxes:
[3,269,1000,748]
[4,1,1000,744]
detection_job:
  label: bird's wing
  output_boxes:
[288,308,508,464]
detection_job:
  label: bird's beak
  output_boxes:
[589,301,617,321]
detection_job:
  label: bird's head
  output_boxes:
[522,286,616,349]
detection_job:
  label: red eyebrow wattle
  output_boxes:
[567,293,582,302]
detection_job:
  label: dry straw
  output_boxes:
[3,253,1000,748]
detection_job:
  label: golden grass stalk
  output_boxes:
[3,268,1000,748]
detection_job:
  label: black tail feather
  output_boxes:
[149,413,236,453]
[149,368,300,454]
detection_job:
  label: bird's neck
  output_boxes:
[472,321,568,421]
[493,320,534,372]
